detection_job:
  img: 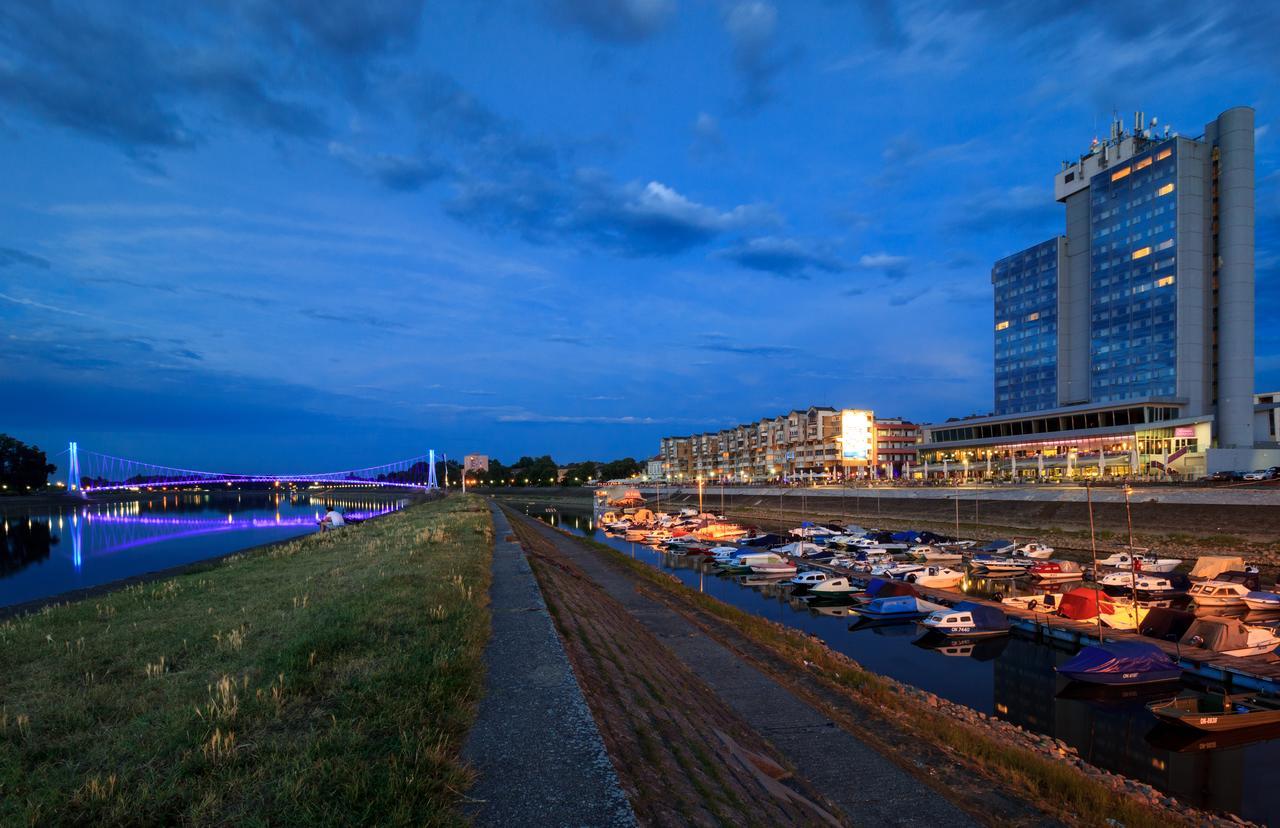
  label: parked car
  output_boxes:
[1206,470,1243,482]
[1243,469,1272,481]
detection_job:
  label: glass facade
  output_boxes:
[1089,140,1179,401]
[993,237,1060,415]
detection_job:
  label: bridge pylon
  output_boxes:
[67,441,86,498]
[427,449,438,489]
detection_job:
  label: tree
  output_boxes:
[559,461,597,486]
[0,435,57,494]
[598,457,641,481]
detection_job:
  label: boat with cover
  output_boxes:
[975,539,1016,555]
[1014,542,1054,559]
[1242,591,1280,611]
[855,595,947,620]
[1030,560,1085,582]
[750,561,798,577]
[1179,616,1280,657]
[807,576,860,597]
[1188,580,1251,608]
[788,571,830,593]
[905,566,965,588]
[909,544,964,562]
[1096,552,1182,573]
[1139,607,1197,642]
[920,602,1009,637]
[1056,641,1181,686]
[1098,573,1190,601]
[1148,692,1280,732]
[1002,592,1063,612]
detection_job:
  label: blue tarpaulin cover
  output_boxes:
[950,601,1008,630]
[1058,641,1179,682]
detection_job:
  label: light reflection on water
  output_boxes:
[1,491,405,608]
[520,500,1280,825]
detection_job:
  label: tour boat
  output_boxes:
[1188,580,1252,608]
[788,571,830,593]
[909,544,964,563]
[855,595,948,620]
[1242,591,1280,611]
[1179,616,1280,657]
[920,602,1009,637]
[1096,552,1182,573]
[1014,542,1055,559]
[1030,560,1085,582]
[1148,692,1280,732]
[1056,641,1181,686]
[904,566,965,588]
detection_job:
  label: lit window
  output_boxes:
[1156,276,1174,287]
[1111,166,1132,182]
[1027,312,1039,321]
[1132,247,1152,260]
[1156,148,1172,161]
[995,321,1010,331]
[1157,183,1174,196]
[1134,157,1152,171]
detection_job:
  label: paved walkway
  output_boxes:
[514,510,976,827]
[462,504,635,827]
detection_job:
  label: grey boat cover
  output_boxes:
[1179,616,1255,653]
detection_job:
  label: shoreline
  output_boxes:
[0,505,408,621]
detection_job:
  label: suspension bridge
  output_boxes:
[62,442,444,494]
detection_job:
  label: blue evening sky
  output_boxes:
[2,1,1277,472]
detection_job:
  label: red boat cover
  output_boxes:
[1059,587,1108,620]
[878,581,918,598]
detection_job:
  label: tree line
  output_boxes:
[0,434,58,494]
[470,455,643,487]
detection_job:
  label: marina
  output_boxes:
[515,497,1280,824]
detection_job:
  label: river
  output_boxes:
[0,490,406,610]
[512,498,1280,825]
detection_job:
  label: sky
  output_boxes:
[1,0,1278,474]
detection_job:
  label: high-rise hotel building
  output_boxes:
[923,107,1272,477]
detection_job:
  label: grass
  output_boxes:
[568,532,1180,828]
[0,495,492,827]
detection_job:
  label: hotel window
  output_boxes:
[1156,276,1175,288]
[1111,166,1132,182]
[1132,246,1152,260]
[1134,156,1152,171]
[1157,183,1174,196]
[995,320,1010,331]
[1026,312,1040,322]
[1156,148,1172,161]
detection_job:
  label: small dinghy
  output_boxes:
[919,602,1009,637]
[1056,641,1181,686]
[1148,691,1280,732]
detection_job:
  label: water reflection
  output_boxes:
[1,492,406,608]
[518,500,1280,825]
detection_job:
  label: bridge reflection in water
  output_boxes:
[0,492,406,609]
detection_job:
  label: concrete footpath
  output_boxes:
[462,504,636,827]
[513,510,977,827]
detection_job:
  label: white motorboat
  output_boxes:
[1189,580,1252,608]
[885,563,925,579]
[1181,616,1280,657]
[788,570,829,590]
[920,602,1009,637]
[1015,542,1054,559]
[909,544,964,563]
[750,561,798,576]
[970,555,1035,575]
[1097,552,1182,573]
[789,525,840,538]
[808,576,859,596]
[771,541,824,557]
[905,566,965,588]
[1242,591,1280,611]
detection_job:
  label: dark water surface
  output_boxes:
[1,491,405,609]
[515,500,1280,825]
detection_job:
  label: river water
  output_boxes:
[515,499,1280,825]
[0,491,406,609]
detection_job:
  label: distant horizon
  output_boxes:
[3,2,1277,470]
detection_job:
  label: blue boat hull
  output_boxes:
[1058,669,1182,686]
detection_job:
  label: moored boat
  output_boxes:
[1179,616,1280,657]
[905,566,965,588]
[1096,551,1182,573]
[1056,641,1181,686]
[919,602,1008,637]
[854,595,947,620]
[1148,692,1280,731]
[1242,591,1280,611]
[1015,542,1054,559]
[1189,580,1251,608]
[1030,560,1085,582]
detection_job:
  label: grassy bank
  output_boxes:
[0,495,492,826]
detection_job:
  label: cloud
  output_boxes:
[716,236,847,277]
[301,308,409,330]
[0,246,51,269]
[722,1,793,109]
[328,141,446,191]
[690,111,725,158]
[888,286,931,306]
[546,0,676,43]
[944,185,1060,236]
[255,0,427,58]
[696,333,801,357]
[858,252,910,279]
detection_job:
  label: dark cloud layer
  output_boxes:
[547,0,675,43]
